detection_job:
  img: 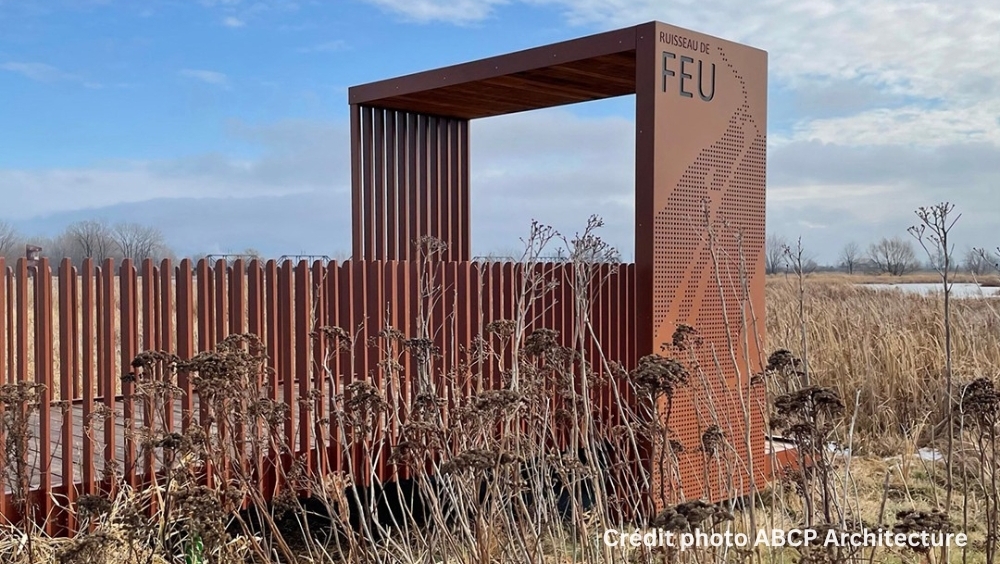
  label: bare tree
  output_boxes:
[65,219,117,261]
[839,241,862,275]
[765,234,787,274]
[114,222,168,262]
[867,236,918,276]
[908,202,961,512]
[963,247,992,275]
[0,220,21,260]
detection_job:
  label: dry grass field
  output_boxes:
[767,276,1000,454]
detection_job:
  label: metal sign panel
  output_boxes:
[637,23,768,505]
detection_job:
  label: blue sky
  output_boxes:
[2,0,998,262]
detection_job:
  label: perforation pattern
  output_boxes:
[650,45,767,503]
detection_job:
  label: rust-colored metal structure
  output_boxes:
[0,22,768,533]
[350,21,768,506]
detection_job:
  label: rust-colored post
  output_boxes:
[374,109,386,260]
[214,259,229,344]
[325,262,340,473]
[337,261,356,475]
[159,260,175,437]
[361,106,374,260]
[100,259,117,494]
[119,260,138,491]
[80,259,96,499]
[293,261,312,473]
[141,260,157,490]
[406,113,419,258]
[459,120,470,261]
[351,104,363,260]
[310,261,327,476]
[246,259,265,494]
[176,260,195,433]
[33,258,54,533]
[278,260,295,487]
[416,115,428,257]
[58,259,78,533]
[428,116,440,245]
[385,111,398,261]
[263,260,280,497]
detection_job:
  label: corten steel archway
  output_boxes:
[349,21,768,505]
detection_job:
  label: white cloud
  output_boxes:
[363,0,508,24]
[783,101,1000,148]
[222,16,245,27]
[178,68,230,87]
[1,61,78,82]
[3,119,349,221]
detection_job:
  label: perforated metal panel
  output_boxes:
[640,26,767,506]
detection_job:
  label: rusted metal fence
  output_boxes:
[0,256,645,533]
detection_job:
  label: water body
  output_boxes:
[859,283,1000,299]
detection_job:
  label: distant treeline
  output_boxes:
[0,219,302,267]
[766,234,999,276]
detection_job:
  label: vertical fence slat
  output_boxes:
[141,260,157,492]
[263,260,280,497]
[440,120,452,261]
[351,104,363,260]
[440,262,454,426]
[215,260,229,344]
[176,260,195,433]
[231,260,246,335]
[374,109,386,260]
[396,261,411,480]
[338,261,355,476]
[561,262,572,447]
[448,120,460,262]
[352,261,369,484]
[455,262,469,401]
[458,120,470,260]
[417,115,428,250]
[72,268,80,401]
[325,261,340,474]
[80,259,96,499]
[120,260,138,492]
[501,262,514,387]
[195,260,214,487]
[362,106,374,259]
[33,259,54,533]
[294,261,312,473]
[407,113,419,258]
[365,261,383,480]
[428,116,440,244]
[278,261,295,489]
[58,259,77,533]
[386,112,397,260]
[100,259,117,494]
[395,113,407,260]
[310,261,326,476]
[231,259,248,482]
[246,260,265,496]
[159,260,175,439]
[215,261,231,486]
